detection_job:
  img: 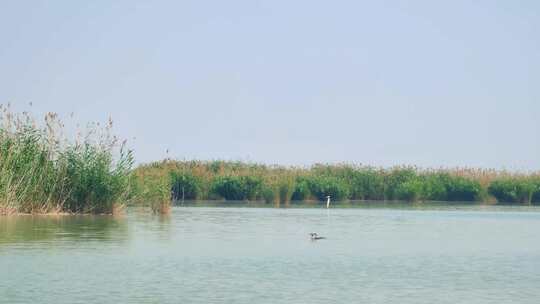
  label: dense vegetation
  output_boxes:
[0,106,133,214]
[2,106,540,214]
[132,160,540,207]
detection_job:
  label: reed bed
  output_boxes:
[0,105,133,214]
[130,162,172,214]
[3,106,539,213]
[132,160,540,205]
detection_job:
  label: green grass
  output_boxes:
[488,177,540,204]
[0,106,133,214]
[132,160,540,205]
[130,161,172,214]
[170,171,203,201]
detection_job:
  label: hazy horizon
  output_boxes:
[2,1,539,170]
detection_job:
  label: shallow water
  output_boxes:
[1,203,540,304]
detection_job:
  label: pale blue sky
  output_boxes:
[1,1,539,169]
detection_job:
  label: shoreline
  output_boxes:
[3,199,537,216]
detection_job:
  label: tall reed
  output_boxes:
[0,105,133,214]
[132,160,540,205]
[131,161,172,213]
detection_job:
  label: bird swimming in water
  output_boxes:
[309,232,326,240]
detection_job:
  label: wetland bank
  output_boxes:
[1,107,540,215]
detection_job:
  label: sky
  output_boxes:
[1,0,539,170]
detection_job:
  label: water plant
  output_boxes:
[131,160,536,205]
[488,178,538,204]
[260,171,297,206]
[0,105,133,214]
[291,176,311,201]
[395,178,424,202]
[170,171,202,201]
[305,175,350,201]
[8,107,540,214]
[210,175,263,200]
[131,161,172,213]
[383,167,418,200]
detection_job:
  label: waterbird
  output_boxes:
[309,232,326,240]
[326,195,331,208]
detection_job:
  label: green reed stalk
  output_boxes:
[132,160,540,206]
[0,105,133,214]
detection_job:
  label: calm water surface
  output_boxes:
[1,203,540,304]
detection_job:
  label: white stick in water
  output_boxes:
[326,196,331,208]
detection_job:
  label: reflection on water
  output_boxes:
[0,214,127,246]
[1,204,540,304]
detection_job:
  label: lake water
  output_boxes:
[1,203,540,304]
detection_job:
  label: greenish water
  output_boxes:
[2,203,540,304]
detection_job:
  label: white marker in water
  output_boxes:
[326,195,331,208]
